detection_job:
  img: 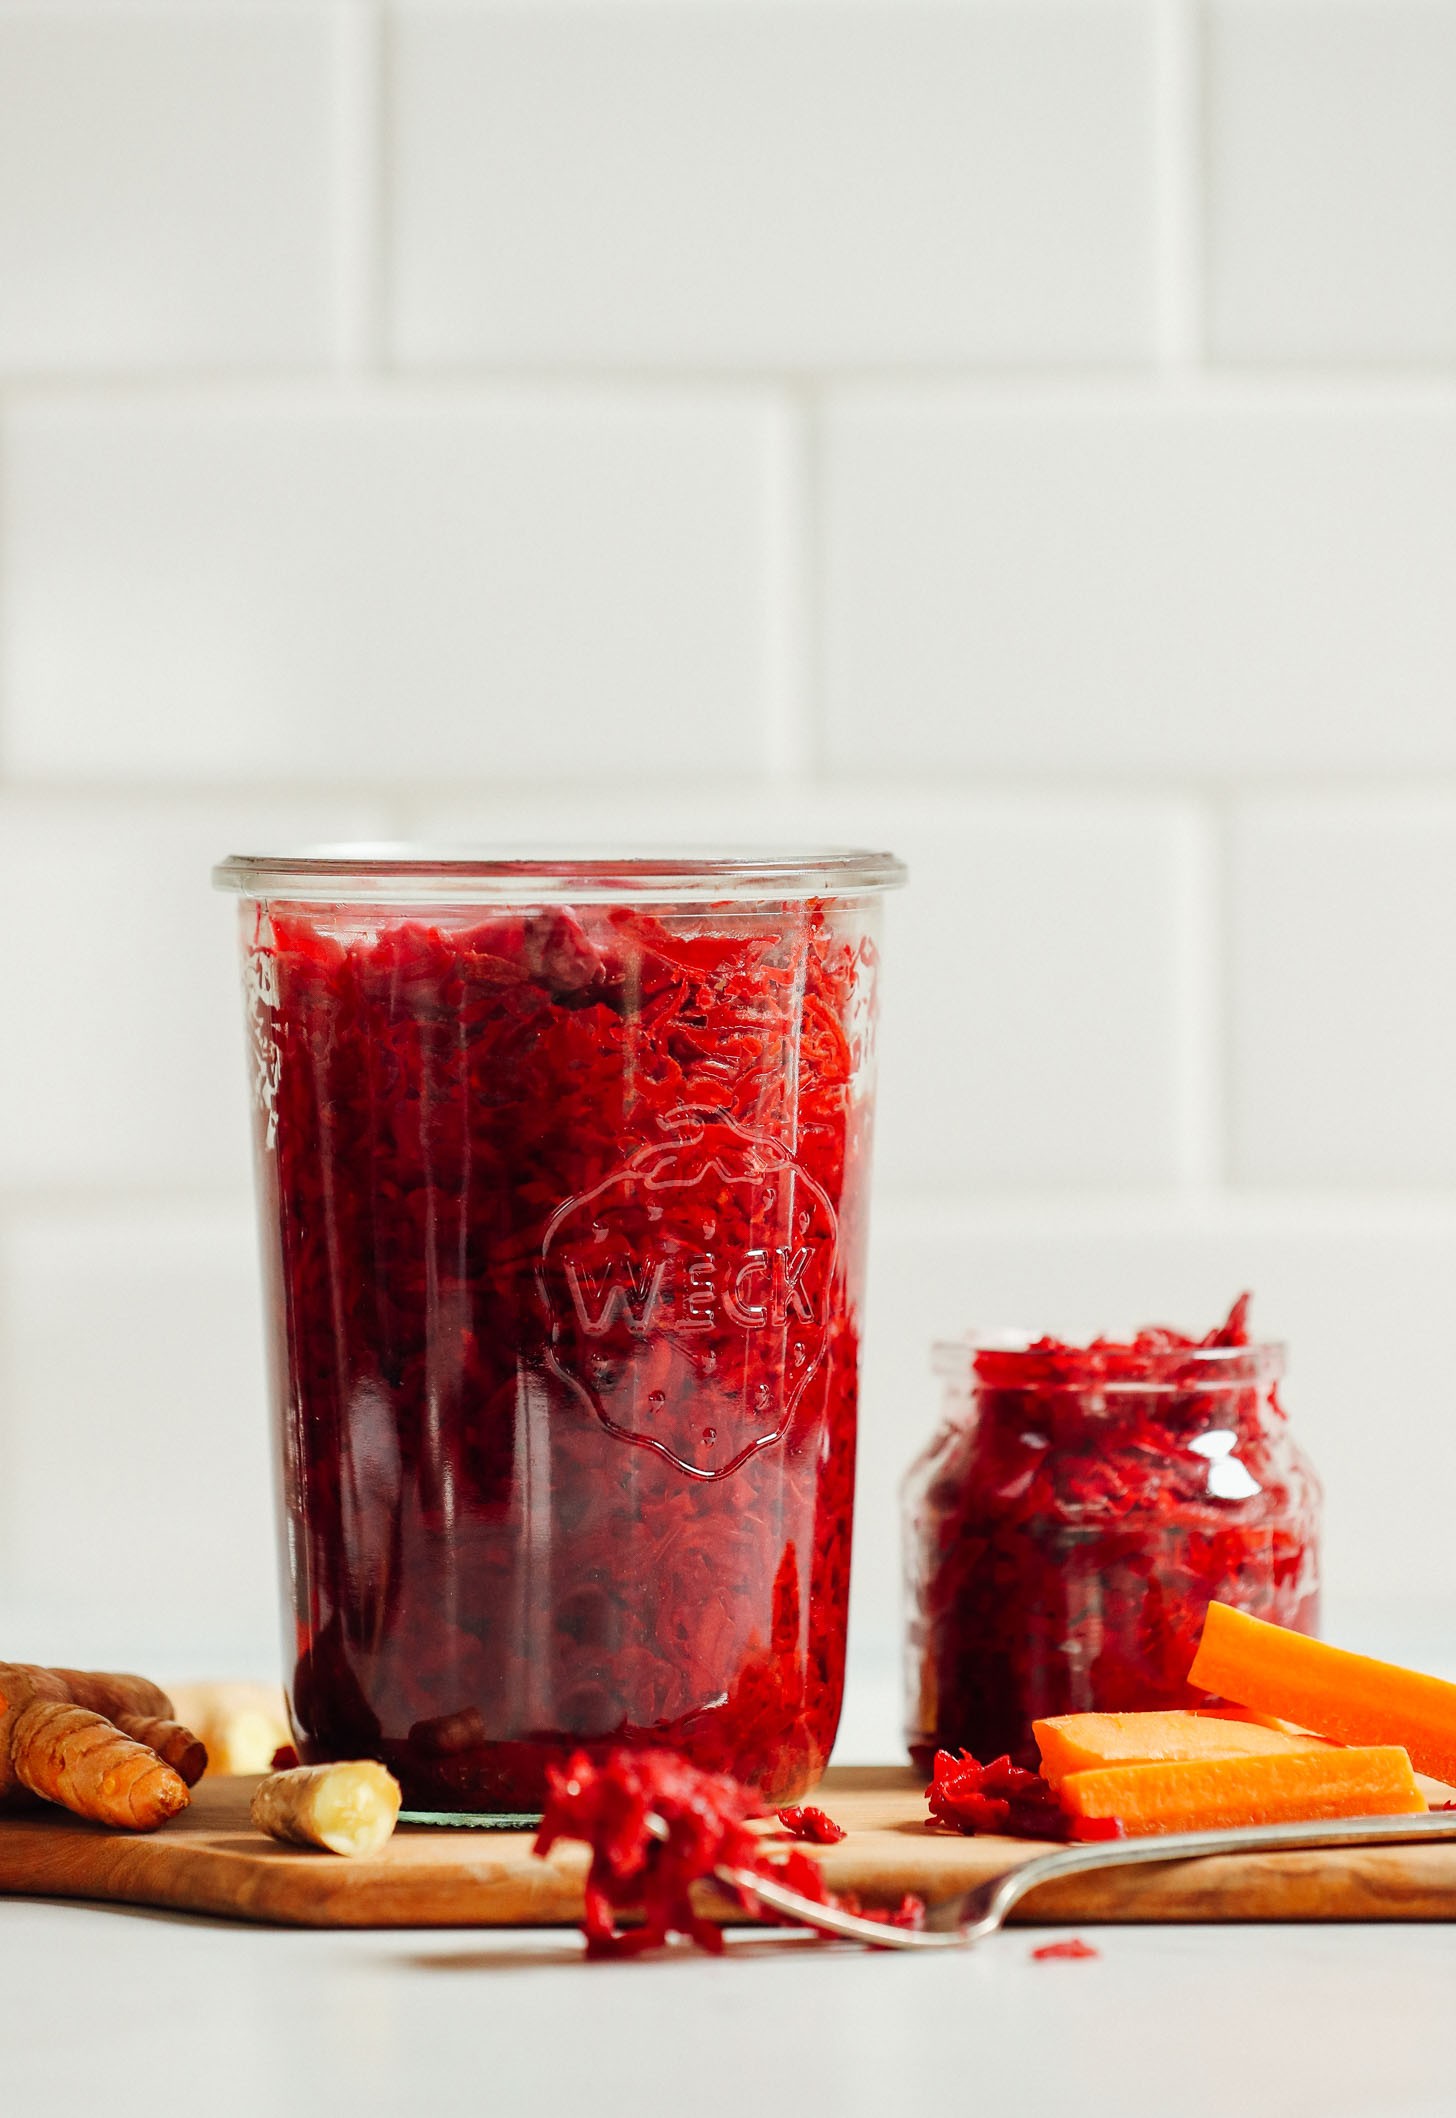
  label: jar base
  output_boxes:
[399,1809,544,1830]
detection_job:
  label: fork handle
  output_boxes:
[974,1808,1456,1935]
[707,1811,1456,1953]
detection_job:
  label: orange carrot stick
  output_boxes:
[1192,1705,1321,1738]
[1058,1746,1425,1836]
[1034,1709,1334,1789]
[1190,1602,1456,1786]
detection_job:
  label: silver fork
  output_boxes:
[708,1810,1456,1950]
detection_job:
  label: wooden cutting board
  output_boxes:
[4,1766,1456,1928]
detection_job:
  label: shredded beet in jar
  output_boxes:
[218,854,901,1815]
[903,1297,1321,1772]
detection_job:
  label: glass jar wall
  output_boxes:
[217,850,903,1818]
[902,1300,1321,1772]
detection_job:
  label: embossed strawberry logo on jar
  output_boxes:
[538,1109,839,1480]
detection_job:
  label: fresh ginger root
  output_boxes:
[0,1662,205,1831]
[168,1681,291,1776]
[251,1761,401,1857]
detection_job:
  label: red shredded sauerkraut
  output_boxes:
[903,1298,1321,1771]
[250,898,876,1811]
[776,1803,848,1845]
[535,1747,922,1955]
[925,1748,1122,1843]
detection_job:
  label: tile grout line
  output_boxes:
[0,1187,257,1218]
[764,384,820,785]
[333,0,385,375]
[6,370,1456,406]
[799,384,826,782]
[0,388,10,784]
[751,387,811,785]
[869,1187,1456,1230]
[14,1183,1456,1226]
[1174,790,1229,1197]
[1153,0,1205,374]
[11,771,1456,808]
[1209,786,1242,1198]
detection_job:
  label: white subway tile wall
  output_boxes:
[388,1,1160,367]
[823,388,1456,774]
[1,393,792,783]
[0,6,347,374]
[1231,794,1456,1186]
[0,794,390,1190]
[0,0,1453,1737]
[1207,0,1456,362]
[0,1204,276,1675]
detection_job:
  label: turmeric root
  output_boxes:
[0,1661,203,1830]
[0,1662,70,1768]
[51,1669,173,1724]
[113,1715,208,1787]
[251,1761,401,1857]
[11,1701,191,1830]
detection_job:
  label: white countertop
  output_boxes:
[13,1632,1456,2114]
[8,1897,1456,2118]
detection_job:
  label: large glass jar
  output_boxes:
[902,1301,1321,1772]
[216,849,904,1819]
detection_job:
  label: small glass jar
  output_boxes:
[216,848,904,1819]
[902,1311,1321,1772]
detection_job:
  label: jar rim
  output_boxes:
[213,843,908,905]
[933,1332,1287,1387]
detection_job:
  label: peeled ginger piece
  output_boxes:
[168,1682,291,1776]
[251,1761,402,1857]
[1034,1709,1336,1789]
